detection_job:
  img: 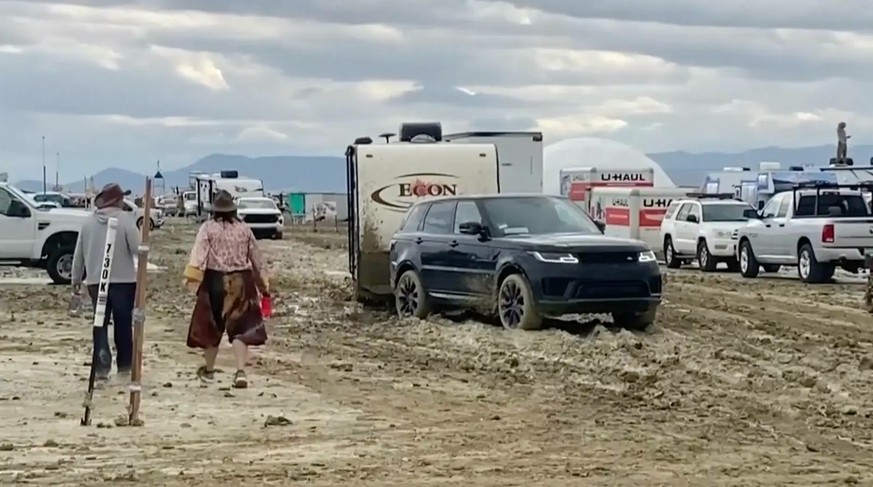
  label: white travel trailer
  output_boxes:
[191,170,265,218]
[345,123,500,302]
[443,131,543,193]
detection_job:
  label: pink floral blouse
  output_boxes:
[188,220,264,274]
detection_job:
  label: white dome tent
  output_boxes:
[543,137,676,194]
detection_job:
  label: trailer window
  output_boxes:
[422,201,456,234]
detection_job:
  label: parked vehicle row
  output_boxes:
[659,183,873,284]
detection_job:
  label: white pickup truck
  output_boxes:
[737,185,873,283]
[0,182,90,284]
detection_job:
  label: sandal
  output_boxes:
[232,370,248,389]
[196,365,215,382]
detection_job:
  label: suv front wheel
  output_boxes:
[497,274,543,330]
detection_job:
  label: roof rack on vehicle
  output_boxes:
[792,181,873,190]
[684,192,736,200]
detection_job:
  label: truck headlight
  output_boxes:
[638,250,657,262]
[530,251,579,264]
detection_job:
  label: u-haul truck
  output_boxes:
[589,187,693,253]
[346,126,500,302]
[559,167,654,214]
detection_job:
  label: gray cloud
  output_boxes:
[0,0,871,181]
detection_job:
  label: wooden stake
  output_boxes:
[128,177,153,425]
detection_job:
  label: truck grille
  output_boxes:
[244,214,279,224]
[575,252,638,264]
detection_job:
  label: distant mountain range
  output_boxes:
[15,154,347,195]
[14,143,865,195]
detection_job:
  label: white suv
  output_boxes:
[660,196,755,272]
[0,182,90,283]
[236,197,284,239]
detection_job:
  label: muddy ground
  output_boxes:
[3,220,873,486]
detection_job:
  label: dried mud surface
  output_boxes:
[2,220,873,486]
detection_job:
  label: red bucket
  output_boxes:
[260,295,273,318]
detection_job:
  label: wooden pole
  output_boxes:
[128,177,153,425]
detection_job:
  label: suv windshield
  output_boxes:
[238,199,277,210]
[481,196,600,237]
[702,203,752,222]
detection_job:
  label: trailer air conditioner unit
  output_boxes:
[398,122,442,142]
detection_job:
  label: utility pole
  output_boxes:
[55,152,60,189]
[41,136,46,194]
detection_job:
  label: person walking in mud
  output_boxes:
[183,190,269,389]
[837,122,850,164]
[71,183,141,382]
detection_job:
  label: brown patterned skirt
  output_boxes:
[187,269,267,349]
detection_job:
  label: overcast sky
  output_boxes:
[0,0,867,179]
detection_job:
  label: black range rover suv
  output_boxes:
[388,194,662,330]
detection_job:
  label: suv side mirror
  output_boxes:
[594,221,606,233]
[686,214,699,224]
[458,221,484,236]
[743,208,759,219]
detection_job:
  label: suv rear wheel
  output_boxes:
[395,269,431,319]
[663,237,681,269]
[497,273,542,330]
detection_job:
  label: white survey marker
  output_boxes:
[92,218,118,329]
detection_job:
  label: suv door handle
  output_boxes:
[765,224,771,228]
[778,224,785,227]
[449,240,459,248]
[414,237,423,244]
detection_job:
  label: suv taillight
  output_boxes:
[821,224,835,244]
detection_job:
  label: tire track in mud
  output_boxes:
[273,233,873,482]
[660,269,873,466]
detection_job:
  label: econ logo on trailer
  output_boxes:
[371,172,459,212]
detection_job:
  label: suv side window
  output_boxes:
[687,203,701,222]
[422,201,456,234]
[675,203,691,222]
[454,201,482,233]
[399,204,427,232]
[664,201,682,220]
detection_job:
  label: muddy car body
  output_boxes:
[389,194,662,330]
